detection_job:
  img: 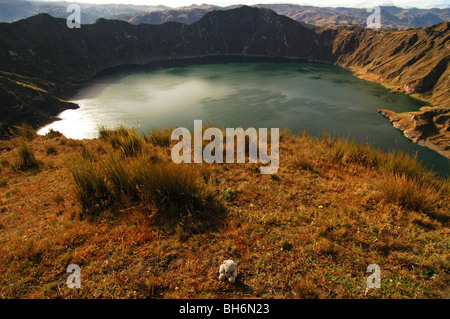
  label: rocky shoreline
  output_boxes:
[378,107,450,159]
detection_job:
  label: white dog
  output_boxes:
[219,260,238,283]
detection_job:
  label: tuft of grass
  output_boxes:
[381,150,433,183]
[13,140,41,171]
[104,155,139,203]
[0,179,7,188]
[52,193,65,205]
[322,131,333,146]
[197,164,214,183]
[134,163,223,230]
[46,145,58,156]
[68,148,223,229]
[222,187,236,201]
[10,123,37,141]
[294,279,318,299]
[329,138,435,185]
[293,152,315,171]
[377,173,439,213]
[441,178,450,196]
[45,129,63,139]
[145,128,173,147]
[1,159,10,168]
[79,144,94,161]
[68,157,112,217]
[59,137,67,145]
[330,138,382,167]
[98,125,143,157]
[97,124,111,140]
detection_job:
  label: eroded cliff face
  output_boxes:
[0,71,78,135]
[0,6,448,155]
[320,22,449,106]
[378,108,450,158]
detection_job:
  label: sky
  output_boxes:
[31,0,450,9]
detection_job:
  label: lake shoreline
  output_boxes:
[38,60,449,177]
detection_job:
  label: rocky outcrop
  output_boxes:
[0,71,78,135]
[378,107,450,158]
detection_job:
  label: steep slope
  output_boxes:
[0,7,326,86]
[318,22,449,157]
[319,22,449,105]
[0,71,78,133]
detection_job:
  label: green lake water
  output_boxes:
[38,62,449,176]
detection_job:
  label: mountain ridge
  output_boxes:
[125,4,450,29]
[1,1,448,30]
[0,0,169,24]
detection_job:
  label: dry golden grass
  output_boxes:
[0,129,448,299]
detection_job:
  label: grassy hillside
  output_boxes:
[0,125,448,298]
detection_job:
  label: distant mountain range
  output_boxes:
[0,0,169,24]
[127,4,450,29]
[0,0,448,29]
